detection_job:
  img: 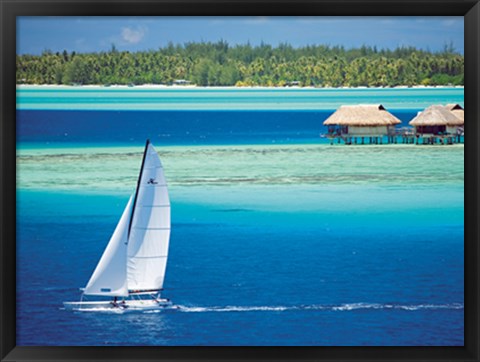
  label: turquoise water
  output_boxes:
[17,144,464,192]
[16,88,464,346]
[16,86,464,110]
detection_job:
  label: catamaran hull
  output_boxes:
[63,299,172,312]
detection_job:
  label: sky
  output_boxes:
[17,16,464,55]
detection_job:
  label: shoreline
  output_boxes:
[17,84,464,90]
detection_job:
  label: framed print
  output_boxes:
[1,0,479,361]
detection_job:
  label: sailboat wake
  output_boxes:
[174,302,464,313]
[61,302,463,314]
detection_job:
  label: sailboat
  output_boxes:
[64,140,172,311]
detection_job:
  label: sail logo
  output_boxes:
[147,178,158,185]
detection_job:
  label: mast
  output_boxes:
[128,139,150,240]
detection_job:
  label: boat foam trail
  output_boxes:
[60,303,463,314]
[174,303,464,313]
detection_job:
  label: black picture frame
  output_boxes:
[1,1,479,361]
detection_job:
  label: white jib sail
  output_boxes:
[83,195,134,297]
[127,143,171,292]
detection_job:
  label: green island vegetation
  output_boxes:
[16,41,464,87]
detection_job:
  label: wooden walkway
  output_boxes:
[325,133,463,145]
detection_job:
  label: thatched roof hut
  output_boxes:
[323,104,401,126]
[409,105,463,126]
[444,104,464,124]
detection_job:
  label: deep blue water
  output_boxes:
[17,190,464,346]
[17,109,418,146]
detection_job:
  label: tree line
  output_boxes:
[16,41,464,87]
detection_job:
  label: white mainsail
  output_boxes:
[83,195,133,297]
[82,140,171,297]
[127,142,171,292]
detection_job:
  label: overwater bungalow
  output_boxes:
[445,104,464,141]
[409,105,464,144]
[323,104,401,144]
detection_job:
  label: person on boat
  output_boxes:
[111,297,118,307]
